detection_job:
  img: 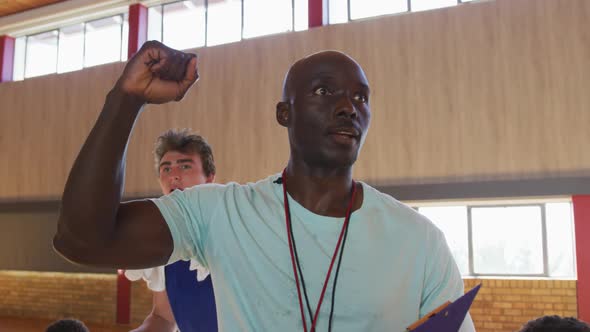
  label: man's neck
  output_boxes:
[284,159,362,218]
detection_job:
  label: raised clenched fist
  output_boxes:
[115,40,199,104]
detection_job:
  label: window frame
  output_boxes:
[82,14,126,68]
[56,22,86,74]
[149,0,301,48]
[467,203,549,277]
[157,0,208,50]
[15,13,128,80]
[24,29,59,79]
[415,199,575,279]
[334,0,474,24]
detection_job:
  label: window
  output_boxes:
[12,37,26,81]
[419,206,469,275]
[412,0,457,12]
[207,0,242,46]
[148,5,163,42]
[331,0,472,22]
[57,23,84,74]
[350,0,407,20]
[546,203,576,277]
[471,206,544,275]
[163,0,206,50]
[416,200,576,278]
[12,13,128,80]
[293,0,309,31]
[148,0,308,48]
[328,0,348,24]
[25,30,58,78]
[121,13,129,61]
[84,15,125,68]
[243,0,293,39]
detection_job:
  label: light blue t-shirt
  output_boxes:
[152,174,475,332]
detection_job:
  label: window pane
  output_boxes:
[472,206,544,275]
[546,203,576,278]
[121,13,129,61]
[207,0,242,46]
[411,0,457,12]
[350,0,407,20]
[419,206,469,275]
[13,36,26,81]
[57,23,84,74]
[84,15,123,68]
[328,0,348,24]
[294,0,308,31]
[25,30,58,78]
[163,0,206,50]
[148,5,163,42]
[243,0,292,38]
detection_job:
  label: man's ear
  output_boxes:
[276,101,291,127]
[206,173,215,183]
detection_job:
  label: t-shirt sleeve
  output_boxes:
[420,227,476,331]
[150,183,226,269]
[124,266,166,291]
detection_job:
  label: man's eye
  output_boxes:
[354,94,368,103]
[314,87,331,96]
[162,167,171,173]
[180,165,192,170]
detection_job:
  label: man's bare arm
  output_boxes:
[54,41,199,269]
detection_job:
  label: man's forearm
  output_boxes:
[56,88,144,248]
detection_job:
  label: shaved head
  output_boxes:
[281,51,368,103]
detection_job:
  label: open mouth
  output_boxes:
[332,131,357,138]
[327,127,360,144]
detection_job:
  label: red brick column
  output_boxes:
[573,195,590,321]
[127,3,148,58]
[0,35,15,82]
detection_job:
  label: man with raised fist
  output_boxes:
[55,41,474,332]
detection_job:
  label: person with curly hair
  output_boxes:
[519,315,590,332]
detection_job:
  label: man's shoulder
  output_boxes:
[360,182,441,233]
[167,175,276,203]
[165,174,280,213]
[183,174,278,193]
[360,182,417,216]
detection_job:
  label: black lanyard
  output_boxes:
[281,169,357,332]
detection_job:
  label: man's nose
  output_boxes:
[168,168,181,180]
[334,96,358,120]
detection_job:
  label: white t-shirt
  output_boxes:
[152,174,476,331]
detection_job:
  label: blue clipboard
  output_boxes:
[407,284,481,332]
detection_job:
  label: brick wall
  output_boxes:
[465,279,578,332]
[0,271,117,325]
[0,271,579,331]
[128,278,579,331]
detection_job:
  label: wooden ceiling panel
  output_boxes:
[0,0,69,18]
